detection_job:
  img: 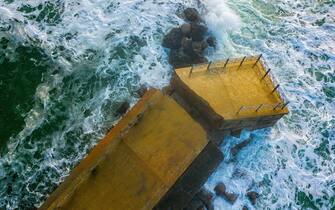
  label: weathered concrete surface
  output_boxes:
[40,90,209,210]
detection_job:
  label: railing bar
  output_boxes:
[223,58,229,70]
[188,65,193,77]
[236,106,244,115]
[281,101,290,109]
[255,104,263,112]
[270,84,280,94]
[273,102,282,110]
[260,69,271,81]
[252,54,262,68]
[207,61,212,72]
[237,56,246,70]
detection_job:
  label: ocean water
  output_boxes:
[0,0,334,209]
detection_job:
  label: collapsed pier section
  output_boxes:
[172,55,289,137]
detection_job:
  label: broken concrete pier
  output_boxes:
[40,56,288,210]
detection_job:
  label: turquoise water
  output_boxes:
[0,0,334,209]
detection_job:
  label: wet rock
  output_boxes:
[214,182,238,204]
[181,23,192,36]
[181,37,193,53]
[214,182,226,196]
[116,101,129,116]
[246,191,259,205]
[242,206,248,210]
[223,191,238,204]
[184,8,201,22]
[169,48,192,68]
[169,47,208,68]
[163,7,213,68]
[196,188,214,210]
[162,27,183,49]
[206,36,216,48]
[231,137,252,157]
[192,41,208,57]
[190,23,208,41]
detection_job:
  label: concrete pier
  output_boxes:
[40,56,288,210]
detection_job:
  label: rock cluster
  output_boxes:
[184,184,259,209]
[214,182,238,204]
[214,182,259,208]
[162,8,216,68]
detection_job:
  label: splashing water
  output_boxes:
[0,0,334,209]
[204,0,335,209]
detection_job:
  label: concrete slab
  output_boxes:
[40,90,208,210]
[174,56,289,120]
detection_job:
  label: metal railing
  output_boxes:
[236,102,289,115]
[185,55,290,115]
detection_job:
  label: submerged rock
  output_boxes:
[184,8,201,22]
[242,206,248,210]
[231,137,252,157]
[162,27,183,49]
[246,191,259,205]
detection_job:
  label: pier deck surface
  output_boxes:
[175,57,289,120]
[40,90,208,210]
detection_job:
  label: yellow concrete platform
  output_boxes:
[40,90,208,210]
[174,56,289,120]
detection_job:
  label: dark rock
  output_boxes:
[190,23,208,41]
[206,36,216,47]
[162,27,183,49]
[169,48,193,68]
[196,188,214,210]
[182,37,193,53]
[169,47,208,68]
[184,8,201,22]
[231,137,252,157]
[214,182,226,196]
[192,41,208,57]
[242,206,248,210]
[214,182,238,204]
[246,191,259,205]
[116,101,129,116]
[222,191,238,204]
[181,23,192,36]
